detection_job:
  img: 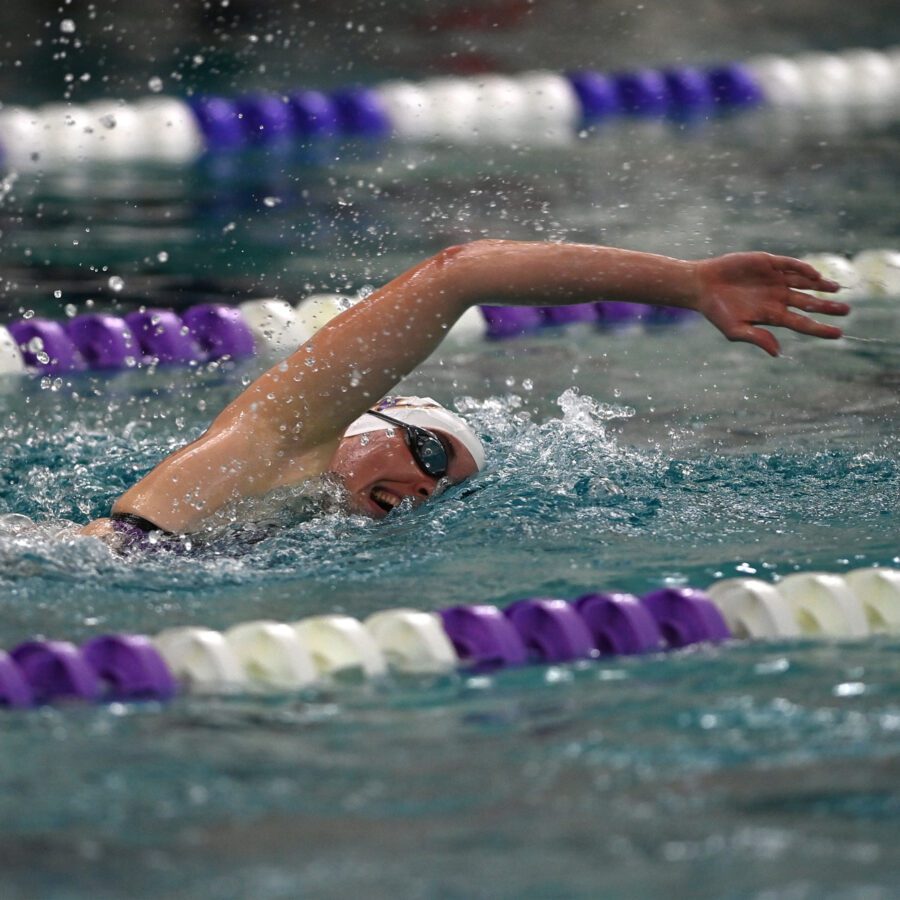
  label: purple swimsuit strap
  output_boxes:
[109,512,182,554]
[110,511,170,534]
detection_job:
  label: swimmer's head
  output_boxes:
[329,396,485,518]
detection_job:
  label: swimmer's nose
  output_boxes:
[413,478,434,500]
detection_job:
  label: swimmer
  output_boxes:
[78,240,847,546]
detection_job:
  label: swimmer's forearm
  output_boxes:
[438,241,845,357]
[440,240,700,309]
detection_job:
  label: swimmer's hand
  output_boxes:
[692,253,849,357]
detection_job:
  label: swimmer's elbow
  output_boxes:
[424,240,510,308]
[430,239,508,267]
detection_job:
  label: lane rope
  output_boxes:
[1,567,899,708]
[0,47,898,167]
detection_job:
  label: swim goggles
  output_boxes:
[364,409,450,479]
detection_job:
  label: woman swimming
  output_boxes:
[78,240,847,545]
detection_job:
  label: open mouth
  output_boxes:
[370,486,402,513]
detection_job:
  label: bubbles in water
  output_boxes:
[0,513,36,534]
[557,387,635,428]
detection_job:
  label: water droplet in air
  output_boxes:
[262,196,281,208]
[148,76,164,93]
[108,276,124,292]
[60,19,76,33]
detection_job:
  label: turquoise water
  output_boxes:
[0,110,899,896]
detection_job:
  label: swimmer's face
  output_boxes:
[329,425,479,519]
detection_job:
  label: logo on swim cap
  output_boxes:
[344,396,486,471]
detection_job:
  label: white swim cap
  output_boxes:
[343,396,486,471]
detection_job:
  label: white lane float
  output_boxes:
[471,75,530,142]
[294,293,355,334]
[801,253,863,298]
[133,97,205,163]
[852,250,900,297]
[152,626,244,691]
[775,572,869,638]
[420,78,481,143]
[85,101,146,162]
[516,71,580,144]
[373,81,436,142]
[705,578,800,639]
[291,614,387,678]
[363,608,458,673]
[224,620,318,689]
[239,298,313,356]
[844,567,900,634]
[0,326,26,375]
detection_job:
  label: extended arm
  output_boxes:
[103,240,846,532]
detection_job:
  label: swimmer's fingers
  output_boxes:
[771,255,840,292]
[724,324,781,357]
[785,289,851,316]
[778,310,844,340]
[784,272,841,292]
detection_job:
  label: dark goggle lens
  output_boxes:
[410,431,448,478]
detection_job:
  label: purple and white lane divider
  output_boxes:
[2,566,900,710]
[0,586,732,709]
[1,48,897,168]
[0,294,703,378]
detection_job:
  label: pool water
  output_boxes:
[0,103,899,897]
